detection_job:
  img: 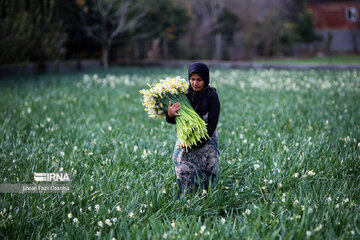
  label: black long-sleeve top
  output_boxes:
[166,85,220,148]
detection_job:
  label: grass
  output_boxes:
[0,67,359,239]
[253,55,360,65]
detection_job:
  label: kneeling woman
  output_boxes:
[166,62,221,198]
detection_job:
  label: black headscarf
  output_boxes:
[188,62,209,87]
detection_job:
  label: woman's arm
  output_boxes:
[193,92,220,148]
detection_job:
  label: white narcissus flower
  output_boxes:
[308,170,315,176]
[314,224,323,232]
[342,198,349,205]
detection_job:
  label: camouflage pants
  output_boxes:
[173,131,220,195]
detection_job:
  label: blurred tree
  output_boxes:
[295,8,318,44]
[242,0,318,57]
[254,11,284,57]
[0,0,67,65]
[213,8,239,60]
[180,0,224,59]
[149,0,189,59]
[129,0,189,59]
[278,22,300,56]
[282,0,319,53]
[243,28,257,60]
[0,11,35,64]
[243,9,306,58]
[283,0,305,23]
[56,1,97,60]
[79,0,149,69]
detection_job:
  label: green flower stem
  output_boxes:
[158,93,209,147]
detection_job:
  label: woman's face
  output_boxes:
[189,73,204,92]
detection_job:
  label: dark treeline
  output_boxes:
[0,0,319,68]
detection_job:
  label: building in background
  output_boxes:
[307,0,360,53]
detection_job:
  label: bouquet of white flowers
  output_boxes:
[140,76,209,149]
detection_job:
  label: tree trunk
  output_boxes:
[214,33,222,60]
[264,39,271,58]
[162,38,168,59]
[133,41,140,59]
[102,44,109,70]
[326,31,333,57]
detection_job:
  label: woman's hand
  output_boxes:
[177,144,190,149]
[168,101,181,118]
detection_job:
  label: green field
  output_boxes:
[0,67,359,239]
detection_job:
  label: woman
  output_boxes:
[166,62,221,198]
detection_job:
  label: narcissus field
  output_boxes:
[0,67,359,239]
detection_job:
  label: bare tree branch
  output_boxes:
[104,0,116,15]
[79,0,149,69]
[111,1,130,38]
[111,3,148,39]
[96,0,105,16]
